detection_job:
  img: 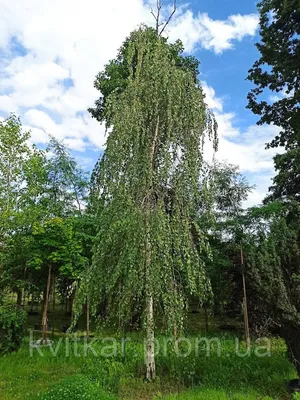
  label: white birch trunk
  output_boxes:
[145,290,156,380]
[144,116,159,380]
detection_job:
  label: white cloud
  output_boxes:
[0,95,16,113]
[0,0,154,149]
[24,110,59,135]
[215,123,280,174]
[202,82,223,112]
[0,0,266,203]
[25,126,49,145]
[23,108,107,151]
[168,10,259,53]
[64,137,87,152]
[243,174,274,208]
[202,82,281,204]
[0,0,259,152]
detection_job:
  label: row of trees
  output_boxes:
[1,0,299,380]
[245,0,300,374]
[0,117,93,341]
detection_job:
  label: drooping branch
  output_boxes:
[151,0,177,37]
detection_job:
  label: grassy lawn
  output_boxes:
[0,330,296,400]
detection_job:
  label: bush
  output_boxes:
[0,303,27,353]
[81,358,132,394]
[36,375,116,400]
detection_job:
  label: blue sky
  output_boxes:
[0,0,281,206]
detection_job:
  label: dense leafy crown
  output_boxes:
[247,0,300,149]
[88,26,201,125]
[247,0,300,202]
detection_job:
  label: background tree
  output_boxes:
[29,217,87,342]
[247,0,300,202]
[44,137,89,217]
[245,203,300,374]
[202,162,253,320]
[0,115,47,302]
[0,115,31,242]
[246,0,300,373]
[0,118,91,339]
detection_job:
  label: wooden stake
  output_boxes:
[86,296,90,338]
[42,265,52,343]
[241,242,250,348]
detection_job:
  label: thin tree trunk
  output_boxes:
[22,267,27,306]
[144,116,159,380]
[204,306,209,333]
[145,231,156,381]
[86,296,90,338]
[70,293,75,325]
[170,279,178,351]
[241,242,250,348]
[52,275,56,313]
[173,325,179,353]
[52,275,56,337]
[16,290,22,306]
[42,265,52,343]
[22,289,26,307]
[242,275,251,348]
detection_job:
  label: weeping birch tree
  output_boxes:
[88,27,217,380]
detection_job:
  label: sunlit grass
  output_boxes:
[0,332,296,399]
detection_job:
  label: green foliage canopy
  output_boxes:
[247,0,300,202]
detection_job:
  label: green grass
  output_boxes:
[0,331,297,400]
[34,374,117,400]
[163,388,274,399]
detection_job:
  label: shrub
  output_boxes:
[0,303,27,353]
[81,358,131,394]
[36,375,116,400]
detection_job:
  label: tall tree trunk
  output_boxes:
[52,275,56,337]
[42,265,52,343]
[22,267,27,306]
[241,243,250,348]
[86,296,90,338]
[52,275,56,313]
[242,274,251,349]
[41,286,47,313]
[144,116,159,380]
